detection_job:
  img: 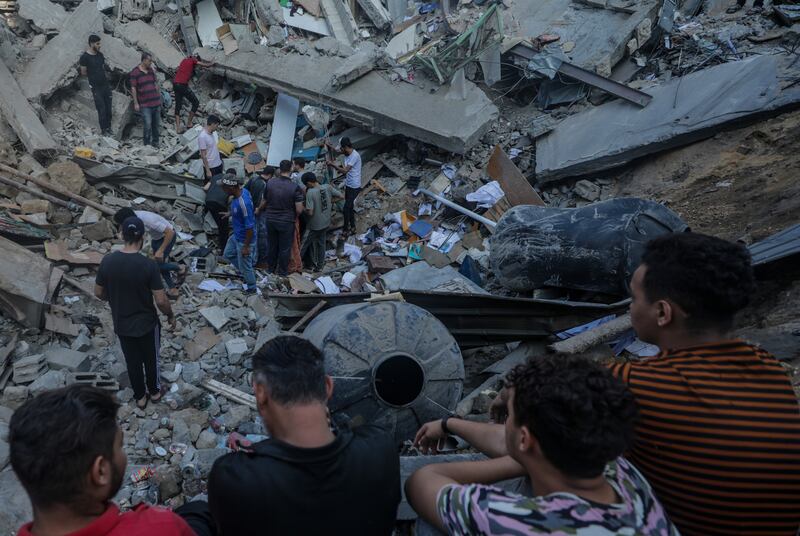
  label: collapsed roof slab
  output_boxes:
[114,20,184,72]
[201,47,498,154]
[535,55,800,183]
[0,59,58,158]
[18,0,102,101]
[18,0,67,33]
[504,0,659,76]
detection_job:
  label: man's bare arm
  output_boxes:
[94,284,107,301]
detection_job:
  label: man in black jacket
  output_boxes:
[178,335,401,536]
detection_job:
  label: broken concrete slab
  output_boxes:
[18,0,67,33]
[386,23,421,59]
[330,43,379,88]
[535,55,800,182]
[13,354,47,384]
[196,0,224,47]
[201,47,497,153]
[281,6,330,36]
[0,59,58,159]
[18,0,103,101]
[200,306,230,330]
[114,20,184,72]
[58,83,133,139]
[356,0,392,30]
[101,34,141,73]
[320,0,358,45]
[44,347,91,372]
[0,235,63,328]
[266,93,300,167]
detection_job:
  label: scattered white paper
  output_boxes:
[198,279,228,292]
[418,203,432,216]
[466,181,505,208]
[64,296,80,304]
[178,231,193,240]
[133,197,146,204]
[441,163,457,180]
[429,230,461,252]
[343,243,363,263]
[383,223,403,240]
[341,272,358,288]
[315,276,340,294]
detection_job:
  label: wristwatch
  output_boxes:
[441,415,458,435]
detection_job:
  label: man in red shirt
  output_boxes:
[9,385,195,536]
[173,53,214,134]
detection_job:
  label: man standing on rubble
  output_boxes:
[246,157,272,270]
[79,34,113,137]
[95,216,175,409]
[130,52,162,148]
[176,336,400,535]
[204,167,236,255]
[221,173,258,294]
[198,115,224,183]
[324,137,361,235]
[173,53,214,134]
[300,172,342,272]
[262,160,304,276]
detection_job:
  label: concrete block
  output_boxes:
[356,0,392,29]
[200,306,229,330]
[18,0,67,33]
[101,34,141,74]
[44,348,91,372]
[82,219,116,242]
[574,179,601,201]
[46,161,85,195]
[224,338,248,357]
[29,369,67,396]
[0,58,58,159]
[114,20,184,72]
[330,43,378,88]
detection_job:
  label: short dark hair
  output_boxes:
[140,52,151,62]
[340,137,353,149]
[301,172,317,187]
[641,232,754,331]
[279,160,292,173]
[506,355,638,479]
[252,335,327,405]
[10,385,120,508]
[293,157,306,168]
[88,34,101,45]
[225,168,237,175]
[113,207,135,226]
[207,114,220,126]
[261,165,276,177]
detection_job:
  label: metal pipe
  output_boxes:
[419,188,497,229]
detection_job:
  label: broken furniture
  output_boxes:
[303,301,465,444]
[490,198,687,295]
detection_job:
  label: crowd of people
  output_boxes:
[7,231,800,535]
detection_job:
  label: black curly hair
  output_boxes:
[505,355,638,479]
[641,232,754,331]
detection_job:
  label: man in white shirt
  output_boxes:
[198,115,223,184]
[113,207,185,299]
[324,137,361,235]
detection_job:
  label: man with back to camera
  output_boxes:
[79,34,113,137]
[300,171,342,272]
[95,216,175,409]
[220,173,257,294]
[113,207,185,300]
[173,52,214,134]
[9,385,195,536]
[129,53,162,148]
[324,137,361,235]
[198,115,223,184]
[407,355,676,535]
[262,160,304,276]
[204,167,236,255]
[245,157,272,270]
[176,335,401,536]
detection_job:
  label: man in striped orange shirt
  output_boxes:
[611,232,800,536]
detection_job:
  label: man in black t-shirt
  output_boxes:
[79,34,113,136]
[95,217,175,409]
[177,336,401,536]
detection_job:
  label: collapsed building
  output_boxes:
[1,0,800,529]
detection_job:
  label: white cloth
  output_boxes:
[134,210,171,240]
[343,149,362,189]
[198,129,222,168]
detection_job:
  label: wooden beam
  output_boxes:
[288,299,327,333]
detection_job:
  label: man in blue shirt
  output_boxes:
[221,174,257,294]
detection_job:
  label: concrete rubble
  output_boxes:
[0,0,799,529]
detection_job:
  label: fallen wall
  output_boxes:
[535,55,800,182]
[201,47,497,153]
[18,0,67,33]
[0,235,63,328]
[114,20,184,72]
[18,0,102,101]
[0,58,58,158]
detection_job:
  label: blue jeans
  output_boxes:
[255,213,268,267]
[152,234,180,288]
[141,105,161,147]
[223,234,257,290]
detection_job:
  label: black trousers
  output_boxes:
[344,186,360,230]
[206,201,229,254]
[118,325,161,400]
[300,228,326,271]
[266,219,295,276]
[174,83,200,115]
[91,85,113,132]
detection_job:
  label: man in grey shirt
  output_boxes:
[300,172,342,271]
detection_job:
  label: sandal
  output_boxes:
[136,397,148,409]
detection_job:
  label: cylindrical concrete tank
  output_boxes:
[303,301,465,445]
[490,197,688,295]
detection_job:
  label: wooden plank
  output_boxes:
[203,378,257,409]
[288,299,327,333]
[485,145,544,207]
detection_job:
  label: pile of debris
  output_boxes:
[1,0,800,530]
